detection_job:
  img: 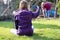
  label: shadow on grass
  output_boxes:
[30,33,60,40]
[0,21,60,29]
[0,21,14,28]
[33,23,60,29]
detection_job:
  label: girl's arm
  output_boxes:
[13,11,19,30]
[31,6,40,18]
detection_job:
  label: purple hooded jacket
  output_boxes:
[14,8,40,36]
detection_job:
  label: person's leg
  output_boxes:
[47,10,51,18]
[46,11,48,18]
[47,10,50,18]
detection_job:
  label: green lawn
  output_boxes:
[0,19,60,40]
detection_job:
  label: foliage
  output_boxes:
[14,0,21,10]
[47,0,54,2]
[0,15,13,21]
[58,1,60,14]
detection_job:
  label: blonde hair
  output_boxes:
[19,0,28,10]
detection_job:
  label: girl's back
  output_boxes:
[15,10,33,36]
[17,10,32,27]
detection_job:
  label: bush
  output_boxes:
[0,15,14,21]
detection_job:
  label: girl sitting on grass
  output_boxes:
[11,0,40,36]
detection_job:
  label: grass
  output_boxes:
[0,19,60,40]
[58,9,60,15]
